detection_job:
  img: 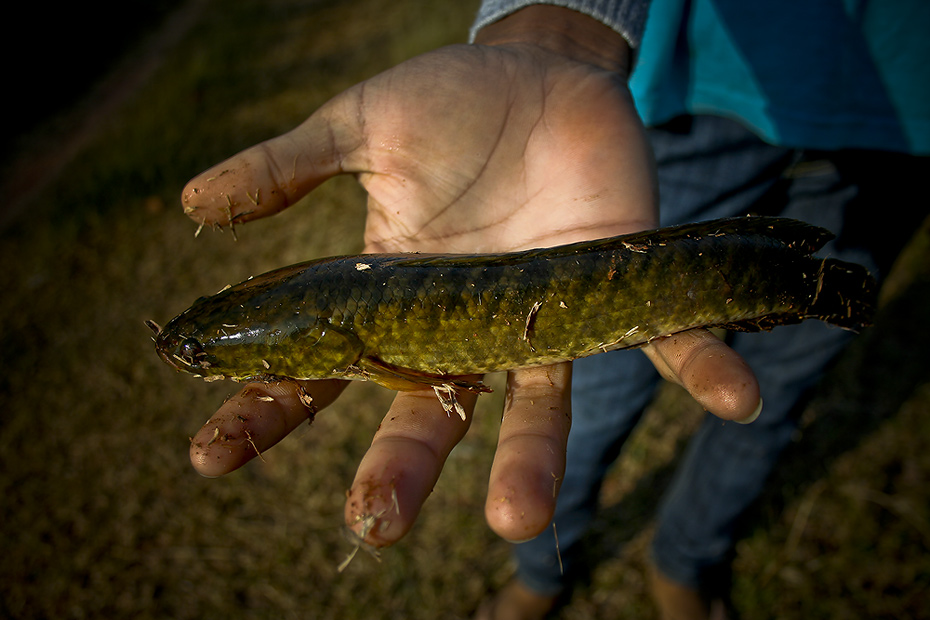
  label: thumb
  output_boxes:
[180,92,367,226]
[642,329,762,422]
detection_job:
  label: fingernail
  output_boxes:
[737,398,763,425]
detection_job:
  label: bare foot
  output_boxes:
[649,566,732,620]
[473,579,559,620]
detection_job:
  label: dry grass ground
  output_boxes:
[1,1,928,618]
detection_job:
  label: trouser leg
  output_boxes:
[649,129,893,589]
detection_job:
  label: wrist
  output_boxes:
[473,6,633,77]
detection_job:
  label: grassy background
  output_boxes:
[1,1,928,618]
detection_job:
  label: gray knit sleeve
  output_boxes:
[468,0,652,48]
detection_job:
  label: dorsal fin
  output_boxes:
[602,216,835,254]
[689,216,835,253]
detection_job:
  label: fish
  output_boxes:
[152,216,876,398]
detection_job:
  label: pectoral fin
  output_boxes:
[354,357,491,394]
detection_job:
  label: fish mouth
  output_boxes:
[154,332,187,372]
[147,320,182,371]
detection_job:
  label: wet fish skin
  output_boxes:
[154,216,876,389]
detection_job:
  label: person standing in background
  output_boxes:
[470,2,929,618]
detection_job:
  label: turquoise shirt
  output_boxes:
[630,0,930,154]
[472,0,929,154]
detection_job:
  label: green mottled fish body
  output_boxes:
[154,217,876,390]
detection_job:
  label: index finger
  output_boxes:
[484,363,572,542]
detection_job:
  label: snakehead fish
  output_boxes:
[152,217,876,396]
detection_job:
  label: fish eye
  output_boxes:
[179,337,206,366]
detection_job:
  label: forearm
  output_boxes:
[471,1,651,75]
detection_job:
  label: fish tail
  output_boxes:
[807,258,877,331]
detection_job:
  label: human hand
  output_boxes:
[180,7,760,547]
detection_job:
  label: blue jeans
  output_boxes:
[512,115,890,594]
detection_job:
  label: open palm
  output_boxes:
[180,27,759,547]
